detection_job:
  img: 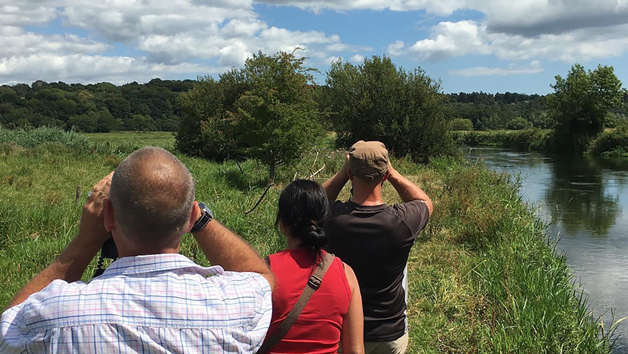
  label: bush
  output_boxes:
[586,125,628,157]
[450,118,474,131]
[325,55,455,163]
[507,117,533,130]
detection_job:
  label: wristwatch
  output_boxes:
[191,202,214,233]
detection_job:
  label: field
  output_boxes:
[0,129,614,353]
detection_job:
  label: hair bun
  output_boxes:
[298,224,327,248]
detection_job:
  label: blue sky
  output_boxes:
[1,0,628,94]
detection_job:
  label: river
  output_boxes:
[465,147,628,352]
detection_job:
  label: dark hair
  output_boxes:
[276,179,330,251]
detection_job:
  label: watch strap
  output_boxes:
[191,202,213,233]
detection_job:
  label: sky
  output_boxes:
[1,0,628,94]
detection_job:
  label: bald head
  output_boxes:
[109,147,195,245]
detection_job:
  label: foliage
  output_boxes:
[507,116,533,130]
[548,64,625,153]
[449,118,474,131]
[587,125,628,158]
[325,55,454,162]
[177,51,324,182]
[0,79,192,132]
[452,129,552,151]
[448,92,548,130]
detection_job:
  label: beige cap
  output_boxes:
[349,140,389,179]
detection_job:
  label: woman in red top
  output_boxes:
[262,179,364,354]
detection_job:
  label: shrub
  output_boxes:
[507,117,533,130]
[450,118,474,131]
[587,125,628,157]
[325,55,455,163]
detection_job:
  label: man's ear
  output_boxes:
[382,170,390,183]
[187,201,201,233]
[103,199,115,232]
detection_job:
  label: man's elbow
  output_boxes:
[425,198,434,217]
[261,272,275,292]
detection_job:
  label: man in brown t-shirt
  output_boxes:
[322,140,433,354]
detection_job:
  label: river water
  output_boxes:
[465,147,628,352]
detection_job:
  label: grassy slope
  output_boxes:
[0,132,612,353]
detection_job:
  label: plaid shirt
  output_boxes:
[0,254,272,353]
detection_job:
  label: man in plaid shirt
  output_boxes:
[0,147,275,353]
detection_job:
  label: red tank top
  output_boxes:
[264,249,352,354]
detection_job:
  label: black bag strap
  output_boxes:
[257,252,335,354]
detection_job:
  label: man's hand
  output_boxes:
[6,172,115,309]
[321,153,351,201]
[79,172,114,245]
[386,162,433,216]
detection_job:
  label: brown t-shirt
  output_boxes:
[327,199,430,342]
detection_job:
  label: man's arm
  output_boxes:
[387,163,433,216]
[6,173,114,309]
[191,216,275,290]
[321,154,350,201]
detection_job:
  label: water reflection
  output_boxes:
[545,155,621,237]
[465,147,628,352]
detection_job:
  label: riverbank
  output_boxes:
[452,127,628,159]
[451,129,552,151]
[0,129,614,352]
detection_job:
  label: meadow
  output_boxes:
[0,128,615,353]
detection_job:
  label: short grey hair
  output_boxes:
[109,147,195,244]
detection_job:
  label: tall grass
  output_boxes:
[0,127,90,150]
[0,129,613,353]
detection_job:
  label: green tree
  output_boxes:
[176,51,324,182]
[233,51,323,182]
[325,56,454,162]
[176,71,248,160]
[549,64,624,153]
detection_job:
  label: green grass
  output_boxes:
[86,131,176,150]
[0,130,613,353]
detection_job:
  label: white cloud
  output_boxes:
[62,0,256,42]
[386,40,406,56]
[0,29,109,58]
[0,54,224,85]
[326,43,373,53]
[409,21,490,61]
[256,0,628,37]
[0,4,58,26]
[350,54,365,63]
[0,0,366,84]
[399,20,628,63]
[256,0,466,16]
[449,61,543,76]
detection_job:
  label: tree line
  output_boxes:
[2,70,626,136]
[1,52,626,178]
[0,79,194,132]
